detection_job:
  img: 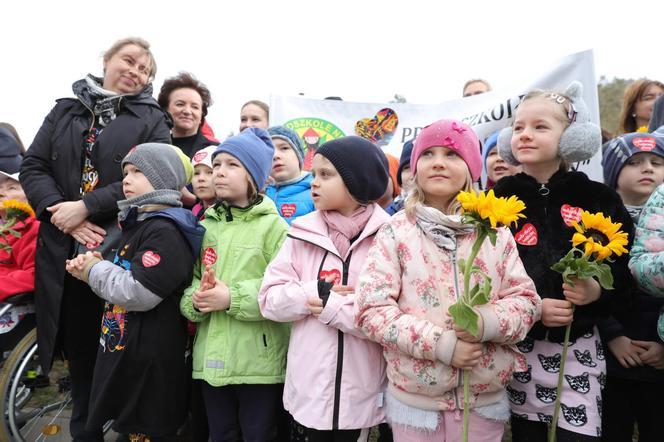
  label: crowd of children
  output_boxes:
[3,75,664,442]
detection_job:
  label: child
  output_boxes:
[190,145,218,219]
[65,143,205,440]
[482,131,521,190]
[266,125,315,224]
[355,119,541,441]
[180,128,290,441]
[492,82,634,441]
[386,139,415,215]
[259,136,391,441]
[599,131,664,441]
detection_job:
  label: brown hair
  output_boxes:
[0,122,26,154]
[618,79,664,134]
[462,79,491,96]
[404,167,474,218]
[158,72,213,121]
[103,37,157,81]
[241,100,269,119]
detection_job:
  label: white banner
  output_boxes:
[270,49,601,181]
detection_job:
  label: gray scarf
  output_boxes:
[117,189,182,221]
[414,203,474,251]
[72,75,126,127]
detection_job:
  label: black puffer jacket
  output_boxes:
[20,81,171,371]
[493,170,634,343]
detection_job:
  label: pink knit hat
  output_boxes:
[411,119,482,181]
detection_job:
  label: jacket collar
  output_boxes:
[288,203,390,258]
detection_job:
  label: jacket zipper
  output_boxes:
[539,182,551,341]
[450,238,463,410]
[332,251,352,430]
[77,97,96,133]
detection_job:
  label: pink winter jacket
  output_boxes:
[259,205,390,430]
[355,211,541,412]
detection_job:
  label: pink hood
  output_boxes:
[259,205,390,430]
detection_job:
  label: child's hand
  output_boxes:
[563,276,601,306]
[331,284,354,296]
[200,265,217,292]
[192,279,231,313]
[65,251,102,281]
[632,340,664,370]
[541,298,574,327]
[607,336,644,368]
[453,313,483,343]
[451,340,484,370]
[307,296,324,317]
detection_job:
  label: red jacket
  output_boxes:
[0,217,39,300]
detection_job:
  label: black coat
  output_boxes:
[20,87,171,371]
[493,170,634,343]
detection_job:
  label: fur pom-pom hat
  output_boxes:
[497,81,602,166]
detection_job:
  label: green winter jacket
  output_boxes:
[180,197,289,386]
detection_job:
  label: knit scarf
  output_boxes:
[320,205,374,258]
[117,189,182,222]
[413,203,474,251]
[72,75,123,127]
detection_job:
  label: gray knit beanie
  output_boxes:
[122,143,187,191]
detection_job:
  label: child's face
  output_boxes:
[0,178,27,204]
[511,98,566,167]
[416,146,468,210]
[400,165,414,192]
[271,139,301,183]
[486,149,522,183]
[192,164,216,205]
[122,164,155,198]
[311,155,359,216]
[212,153,252,207]
[616,152,664,204]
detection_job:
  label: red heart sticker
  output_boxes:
[281,203,297,218]
[141,251,161,267]
[319,269,341,284]
[633,137,656,152]
[514,223,538,246]
[193,150,209,163]
[203,247,217,266]
[560,204,583,227]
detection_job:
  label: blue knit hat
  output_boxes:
[481,131,500,173]
[397,139,414,186]
[213,128,275,191]
[268,126,304,169]
[602,131,664,189]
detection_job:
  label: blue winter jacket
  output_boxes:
[266,173,315,225]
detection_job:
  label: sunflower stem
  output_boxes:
[460,229,487,442]
[548,305,575,442]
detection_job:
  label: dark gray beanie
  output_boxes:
[122,143,187,191]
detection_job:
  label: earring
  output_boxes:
[632,113,637,118]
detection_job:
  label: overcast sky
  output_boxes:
[1,1,660,146]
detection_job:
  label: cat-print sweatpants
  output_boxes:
[507,327,605,438]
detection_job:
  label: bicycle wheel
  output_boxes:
[0,328,73,441]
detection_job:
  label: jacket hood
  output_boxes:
[146,208,205,259]
[204,195,280,223]
[71,74,160,110]
[288,204,390,258]
[270,172,313,193]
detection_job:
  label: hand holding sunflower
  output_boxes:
[1,199,35,255]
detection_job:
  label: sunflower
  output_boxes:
[571,211,629,261]
[457,189,526,228]
[2,199,35,220]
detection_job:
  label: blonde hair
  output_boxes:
[405,167,473,218]
[103,37,157,81]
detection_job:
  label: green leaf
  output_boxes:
[458,258,466,271]
[474,277,492,306]
[488,229,497,247]
[7,229,21,238]
[449,302,480,337]
[595,263,614,290]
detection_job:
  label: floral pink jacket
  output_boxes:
[355,211,541,411]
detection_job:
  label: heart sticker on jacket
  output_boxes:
[141,251,161,267]
[560,204,583,227]
[319,269,341,285]
[514,223,538,246]
[355,108,399,147]
[203,247,217,266]
[281,204,297,218]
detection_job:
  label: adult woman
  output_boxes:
[157,72,217,158]
[239,99,269,132]
[20,37,170,441]
[618,79,664,134]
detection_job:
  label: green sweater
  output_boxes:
[180,197,289,386]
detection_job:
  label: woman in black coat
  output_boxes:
[20,37,171,441]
